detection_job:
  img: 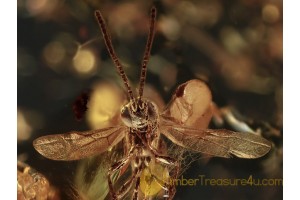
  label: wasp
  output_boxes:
[33,7,271,200]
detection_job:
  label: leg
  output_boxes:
[163,182,169,200]
[107,147,135,200]
[132,176,141,200]
[153,153,180,179]
[147,142,179,174]
[115,168,140,199]
[166,182,176,200]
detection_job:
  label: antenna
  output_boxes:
[95,10,134,101]
[138,7,157,99]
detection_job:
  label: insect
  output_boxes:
[33,7,272,200]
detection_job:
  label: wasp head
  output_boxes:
[121,99,158,130]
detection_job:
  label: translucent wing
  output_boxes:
[161,80,213,129]
[160,124,271,159]
[33,126,127,161]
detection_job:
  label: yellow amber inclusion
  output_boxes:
[140,160,170,197]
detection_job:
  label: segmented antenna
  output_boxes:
[138,7,157,99]
[95,10,134,101]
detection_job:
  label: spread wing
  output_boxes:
[160,125,271,159]
[33,126,127,161]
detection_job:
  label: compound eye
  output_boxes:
[121,106,132,127]
[147,102,158,120]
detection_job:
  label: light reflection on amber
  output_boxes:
[220,26,247,54]
[73,49,97,76]
[86,82,125,129]
[159,16,181,41]
[43,41,66,69]
[148,56,177,91]
[262,4,280,24]
[18,108,44,141]
[25,0,59,16]
[176,0,222,27]
[108,3,148,39]
[17,109,32,141]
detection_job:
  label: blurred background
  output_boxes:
[18,0,282,199]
